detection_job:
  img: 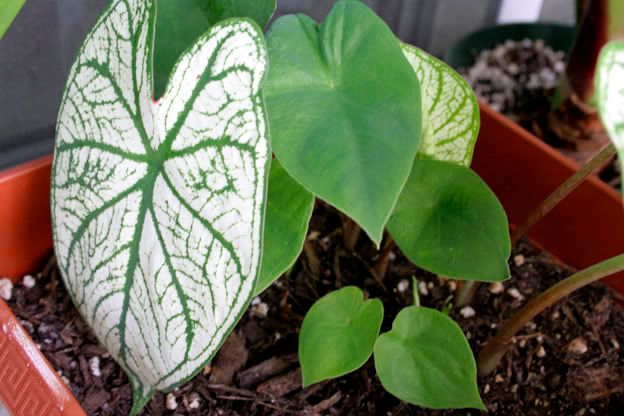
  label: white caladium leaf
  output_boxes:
[402,43,480,167]
[51,0,269,411]
[596,41,624,178]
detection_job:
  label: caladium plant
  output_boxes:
[52,0,268,412]
[263,0,509,283]
[289,5,501,408]
[52,0,511,413]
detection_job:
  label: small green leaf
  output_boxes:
[387,160,510,281]
[402,43,480,167]
[299,286,383,387]
[596,41,624,179]
[264,0,422,245]
[254,160,314,296]
[374,306,484,410]
[154,0,276,97]
[0,0,25,39]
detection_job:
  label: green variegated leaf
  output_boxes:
[402,43,480,167]
[51,0,269,412]
[596,41,624,177]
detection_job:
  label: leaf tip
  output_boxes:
[129,378,155,416]
[366,227,384,250]
[300,373,313,389]
[465,391,487,412]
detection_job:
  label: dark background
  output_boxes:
[0,0,573,170]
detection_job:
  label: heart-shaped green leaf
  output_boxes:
[387,160,510,281]
[402,44,480,166]
[374,306,484,410]
[299,286,383,387]
[264,0,422,246]
[0,0,24,39]
[596,41,624,179]
[254,160,314,296]
[51,1,269,412]
[154,0,276,98]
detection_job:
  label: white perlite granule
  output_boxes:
[507,287,525,301]
[488,282,504,294]
[89,356,101,377]
[251,302,269,318]
[22,274,36,289]
[0,278,13,301]
[166,393,178,411]
[418,281,429,296]
[186,392,201,410]
[536,346,546,358]
[566,337,588,355]
[459,306,476,318]
[513,254,525,267]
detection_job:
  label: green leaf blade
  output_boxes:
[299,286,384,387]
[264,0,422,245]
[387,160,510,281]
[0,0,25,39]
[596,41,624,179]
[52,1,270,410]
[402,43,480,167]
[254,160,314,296]
[154,0,276,98]
[374,306,484,410]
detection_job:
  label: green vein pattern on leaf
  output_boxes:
[51,0,269,404]
[402,44,480,167]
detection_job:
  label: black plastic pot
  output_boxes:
[444,22,576,69]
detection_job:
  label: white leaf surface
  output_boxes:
[51,0,269,402]
[402,44,480,166]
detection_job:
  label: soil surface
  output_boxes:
[6,202,624,415]
[462,39,619,189]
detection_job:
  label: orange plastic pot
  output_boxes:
[472,102,624,294]
[0,104,622,415]
[0,156,85,415]
[0,156,53,282]
[0,301,85,416]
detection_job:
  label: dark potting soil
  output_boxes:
[6,201,624,415]
[461,39,619,188]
